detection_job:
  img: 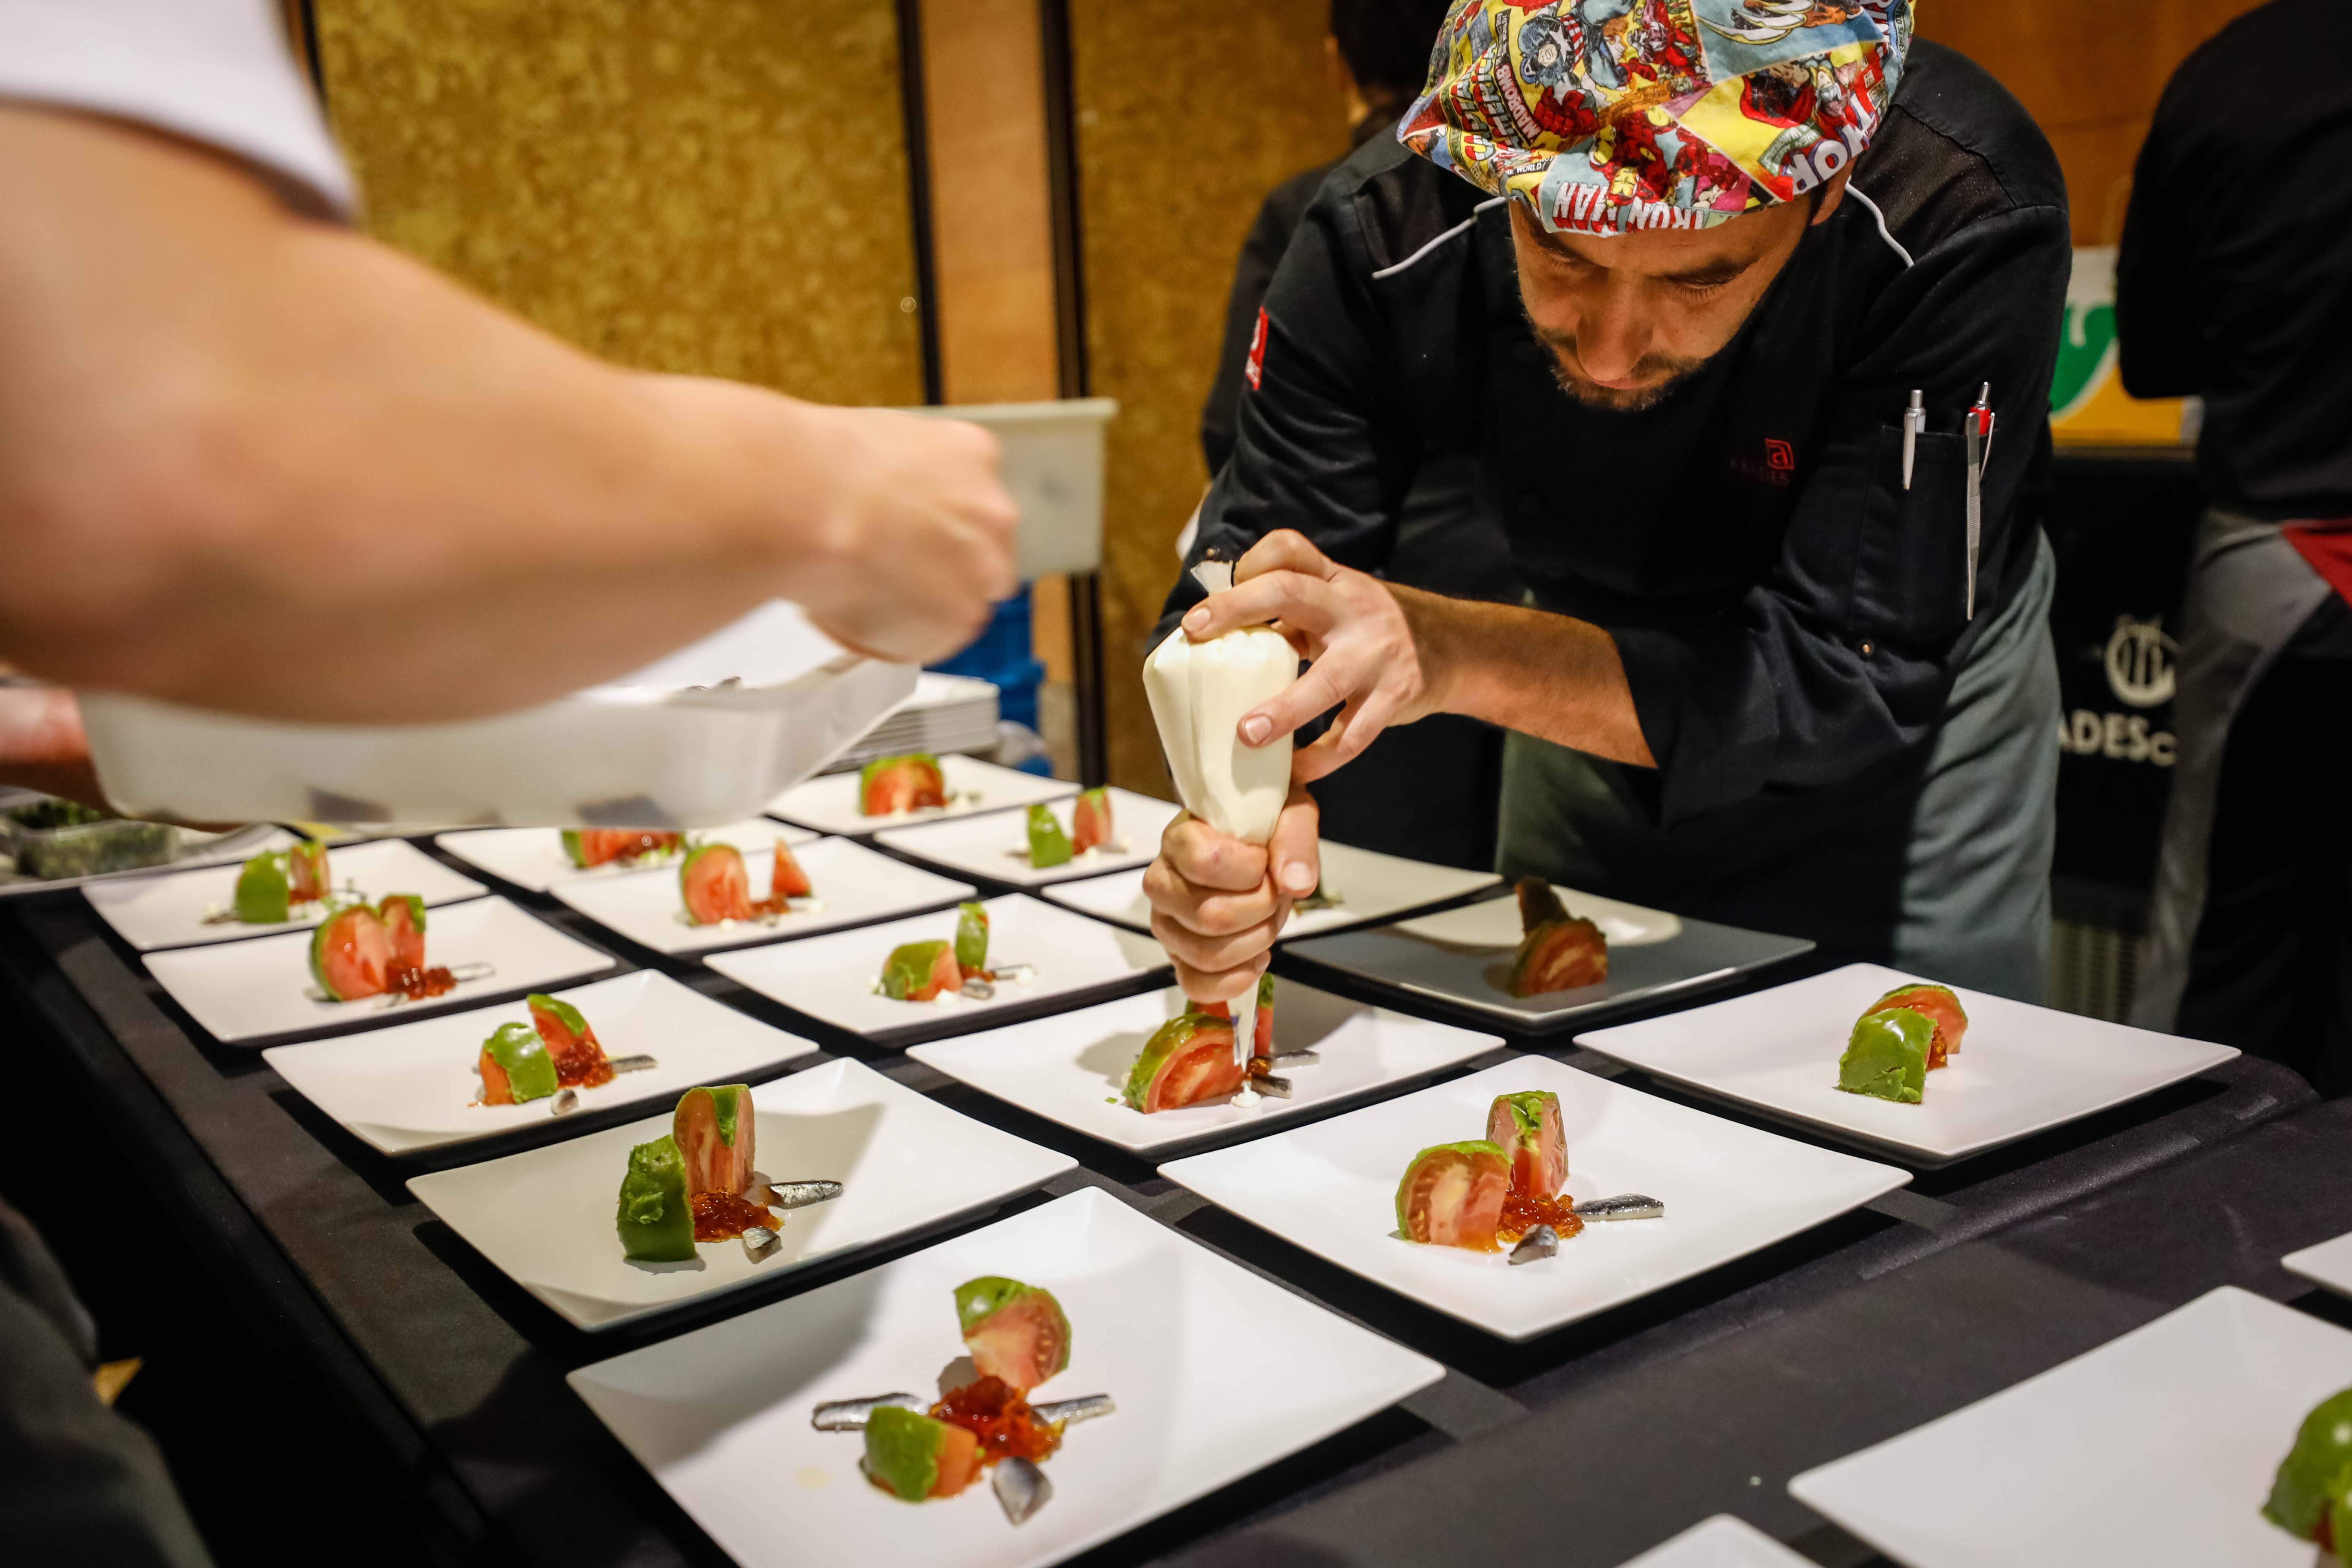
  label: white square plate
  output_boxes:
[1615,1516,1816,1568]
[550,837,974,957]
[1788,1286,2352,1568]
[768,754,1075,837]
[145,894,617,1045]
[707,895,1169,1043]
[262,971,824,1157]
[566,1187,1443,1566]
[874,787,1181,887]
[909,981,1502,1154]
[1041,839,1499,937]
[1160,1057,1908,1341]
[432,818,817,894]
[2282,1230,2352,1300]
[407,1059,1074,1330]
[1285,885,1815,1034]
[1576,963,2241,1165]
[85,836,485,952]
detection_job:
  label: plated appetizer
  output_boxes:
[1835,982,1971,1104]
[862,754,950,817]
[311,894,482,1002]
[220,841,332,925]
[1021,790,1123,870]
[679,838,816,927]
[1506,878,1608,998]
[812,1276,1112,1525]
[477,992,658,1115]
[877,903,1033,1004]
[1120,976,1315,1113]
[616,1085,842,1264]
[1395,1089,1661,1263]
[563,828,684,871]
[2265,1385,2352,1560]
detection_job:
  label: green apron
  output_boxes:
[1498,535,2060,1001]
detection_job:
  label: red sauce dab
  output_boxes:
[1497,1192,1586,1246]
[690,1191,776,1243]
[556,1056,616,1089]
[387,966,456,1001]
[929,1376,1064,1465]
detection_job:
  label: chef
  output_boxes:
[1144,0,2069,1005]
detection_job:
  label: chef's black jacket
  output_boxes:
[1164,42,2069,832]
[2116,0,2352,519]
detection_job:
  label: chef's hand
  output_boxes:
[1144,787,1320,1002]
[784,405,1020,665]
[1176,529,1440,784]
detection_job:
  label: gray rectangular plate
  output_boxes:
[1283,897,1813,1035]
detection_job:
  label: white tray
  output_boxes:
[432,818,816,893]
[706,894,1168,1043]
[1040,839,1499,937]
[1615,1516,1816,1568]
[566,1187,1442,1568]
[1789,1287,2352,1567]
[86,837,484,952]
[768,753,1074,838]
[1160,1056,1908,1341]
[909,982,1502,1154]
[874,787,1181,887]
[551,836,974,958]
[407,1059,1075,1330]
[1575,963,2240,1165]
[81,601,912,829]
[262,971,824,1156]
[145,894,616,1044]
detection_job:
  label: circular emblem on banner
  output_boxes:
[2105,616,2177,708]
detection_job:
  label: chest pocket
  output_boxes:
[1853,425,1970,645]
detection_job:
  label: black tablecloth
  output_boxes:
[0,850,2320,1568]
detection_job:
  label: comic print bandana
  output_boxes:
[1400,0,1914,237]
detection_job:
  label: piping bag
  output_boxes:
[1143,556,1297,1067]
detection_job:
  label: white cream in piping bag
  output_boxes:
[1144,560,1296,1078]
[1142,560,1296,846]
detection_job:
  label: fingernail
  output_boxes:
[1240,715,1272,746]
[1281,861,1316,894]
[1183,607,1210,633]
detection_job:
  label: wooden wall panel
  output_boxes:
[1917,0,2267,244]
[1068,0,1350,794]
[311,0,925,407]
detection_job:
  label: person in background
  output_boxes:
[1199,0,1520,870]
[2118,0,2352,1093]
[1147,2,2069,1010]
[0,2,1020,1560]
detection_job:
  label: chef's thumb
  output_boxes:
[1270,785,1320,897]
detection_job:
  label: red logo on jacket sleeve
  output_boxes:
[1245,308,1268,391]
[1766,438,1794,471]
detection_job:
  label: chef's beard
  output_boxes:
[1519,307,1708,413]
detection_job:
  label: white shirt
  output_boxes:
[0,0,353,215]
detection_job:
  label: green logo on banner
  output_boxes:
[2051,301,2117,420]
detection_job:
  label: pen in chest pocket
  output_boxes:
[1963,383,1996,622]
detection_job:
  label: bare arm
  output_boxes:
[1143,529,1650,998]
[0,106,1016,722]
[1179,530,1654,776]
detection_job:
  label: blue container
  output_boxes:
[927,586,1045,733]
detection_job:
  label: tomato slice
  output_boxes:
[769,840,812,899]
[1071,788,1113,853]
[955,1278,1073,1393]
[672,1085,755,1197]
[928,1423,983,1498]
[1485,1091,1567,1198]
[1866,985,1968,1069]
[1144,1029,1245,1111]
[311,906,392,1000]
[680,844,753,925]
[1508,918,1609,997]
[1396,1141,1510,1250]
[378,895,427,972]
[860,756,948,815]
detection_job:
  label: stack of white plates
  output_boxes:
[825,672,1000,773]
